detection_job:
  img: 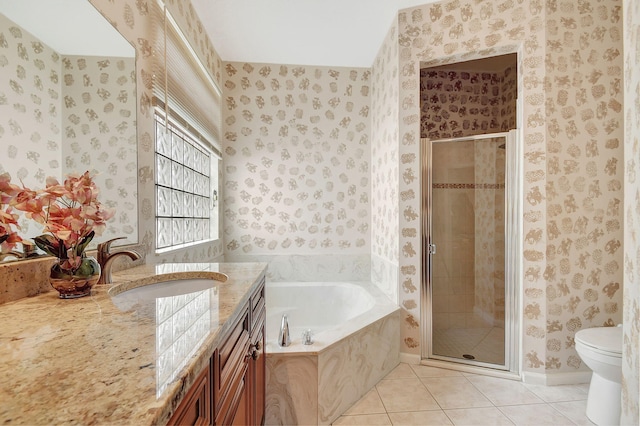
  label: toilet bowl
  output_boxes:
[575,326,622,426]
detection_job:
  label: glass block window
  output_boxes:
[155,113,218,251]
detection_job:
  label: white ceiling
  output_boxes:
[0,0,134,57]
[191,0,437,68]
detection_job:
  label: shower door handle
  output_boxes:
[428,243,437,255]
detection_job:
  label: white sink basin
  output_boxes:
[110,278,225,312]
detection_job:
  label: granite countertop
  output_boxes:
[0,262,267,425]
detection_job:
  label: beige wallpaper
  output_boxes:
[62,55,138,242]
[1,2,636,415]
[0,14,138,245]
[397,0,624,381]
[222,62,371,261]
[0,0,225,301]
[0,14,61,208]
[622,0,639,422]
[371,21,400,302]
[81,0,225,264]
[543,0,624,373]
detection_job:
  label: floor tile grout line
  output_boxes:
[334,364,592,425]
[546,400,584,426]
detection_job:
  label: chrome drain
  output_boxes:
[462,354,475,360]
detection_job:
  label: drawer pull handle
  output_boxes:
[249,341,262,360]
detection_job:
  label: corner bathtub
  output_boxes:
[264,281,400,425]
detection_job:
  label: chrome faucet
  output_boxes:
[278,314,291,347]
[302,329,313,345]
[97,237,141,284]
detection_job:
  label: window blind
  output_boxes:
[152,0,222,156]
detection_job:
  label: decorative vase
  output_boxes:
[49,255,101,299]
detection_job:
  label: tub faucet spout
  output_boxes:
[278,314,291,347]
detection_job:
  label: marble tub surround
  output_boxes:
[265,311,400,425]
[0,261,267,425]
[264,281,400,425]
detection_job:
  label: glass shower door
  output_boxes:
[424,132,516,370]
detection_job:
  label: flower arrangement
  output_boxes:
[11,171,114,272]
[0,173,22,252]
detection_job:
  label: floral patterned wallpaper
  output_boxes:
[87,0,225,264]
[0,0,225,301]
[622,0,640,422]
[0,14,138,246]
[221,61,372,278]
[371,21,400,302]
[62,55,138,241]
[396,0,624,383]
[543,0,624,373]
[1,2,637,419]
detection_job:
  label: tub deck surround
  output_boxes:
[264,281,401,425]
[265,281,399,355]
[0,261,267,425]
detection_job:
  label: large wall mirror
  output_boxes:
[0,0,138,261]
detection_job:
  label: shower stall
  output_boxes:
[418,55,521,373]
[421,131,521,372]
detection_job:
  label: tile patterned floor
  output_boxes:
[333,363,595,426]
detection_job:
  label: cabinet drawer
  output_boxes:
[215,306,250,409]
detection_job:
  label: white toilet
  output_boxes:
[575,326,623,426]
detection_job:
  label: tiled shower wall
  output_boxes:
[431,141,477,330]
[0,15,138,244]
[474,139,506,327]
[396,0,624,383]
[222,62,372,281]
[429,139,506,331]
[622,0,640,422]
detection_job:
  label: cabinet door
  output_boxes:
[249,323,265,426]
[168,365,211,426]
[230,376,250,426]
[215,363,249,425]
[215,308,250,410]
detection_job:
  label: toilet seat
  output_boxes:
[575,327,622,357]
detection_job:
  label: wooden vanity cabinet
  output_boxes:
[168,364,211,426]
[248,283,266,426]
[214,303,250,425]
[168,277,266,426]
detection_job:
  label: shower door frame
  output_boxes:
[420,130,522,374]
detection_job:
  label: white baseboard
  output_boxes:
[399,352,421,365]
[522,370,592,385]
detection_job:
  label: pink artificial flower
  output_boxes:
[0,173,24,251]
[9,171,114,272]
